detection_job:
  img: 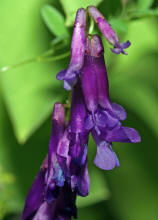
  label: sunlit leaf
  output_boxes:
[59,0,103,26]
[0,0,66,143]
[41,4,69,38]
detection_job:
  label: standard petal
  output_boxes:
[94,142,118,170]
[106,126,141,143]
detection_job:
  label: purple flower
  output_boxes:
[57,81,90,197]
[69,81,90,196]
[81,35,140,170]
[22,103,77,220]
[56,8,86,90]
[87,6,131,55]
[22,98,90,219]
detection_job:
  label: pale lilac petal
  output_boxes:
[94,142,118,170]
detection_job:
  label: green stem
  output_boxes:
[0,50,70,73]
[41,51,70,62]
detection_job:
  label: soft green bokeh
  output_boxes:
[0,0,158,219]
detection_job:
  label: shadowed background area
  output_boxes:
[0,0,158,219]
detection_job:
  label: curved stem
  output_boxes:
[0,50,70,73]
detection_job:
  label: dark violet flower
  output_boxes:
[57,81,90,197]
[87,6,131,55]
[81,35,140,170]
[56,8,86,90]
[22,5,141,220]
[69,81,90,196]
[22,103,77,220]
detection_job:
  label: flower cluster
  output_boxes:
[22,6,140,220]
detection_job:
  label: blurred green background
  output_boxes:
[0,0,158,219]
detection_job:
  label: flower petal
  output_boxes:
[56,70,67,80]
[120,40,131,49]
[106,126,141,143]
[33,202,54,220]
[63,78,77,91]
[111,103,127,121]
[22,166,46,220]
[84,113,94,130]
[53,163,65,187]
[94,141,118,170]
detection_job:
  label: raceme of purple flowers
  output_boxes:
[22,6,141,220]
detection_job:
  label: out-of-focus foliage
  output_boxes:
[0,0,66,144]
[41,5,69,38]
[59,0,103,26]
[0,0,158,219]
[0,166,22,220]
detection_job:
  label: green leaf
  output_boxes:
[59,0,103,26]
[138,0,154,10]
[0,0,66,143]
[41,4,69,38]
